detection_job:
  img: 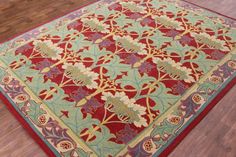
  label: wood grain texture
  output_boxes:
[0,0,95,43]
[0,0,235,156]
[187,0,236,18]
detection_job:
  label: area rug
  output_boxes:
[0,0,236,156]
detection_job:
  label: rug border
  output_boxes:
[0,1,236,157]
[158,76,236,157]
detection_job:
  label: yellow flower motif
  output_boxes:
[168,116,181,125]
[142,139,156,153]
[153,15,183,30]
[37,114,49,125]
[1,75,12,85]
[101,92,147,127]
[209,76,222,84]
[228,60,236,70]
[153,58,195,83]
[81,18,109,33]
[114,35,147,55]
[14,94,29,103]
[57,140,74,152]
[191,93,204,105]
[191,32,228,51]
[120,2,147,13]
[33,40,63,60]
[62,63,98,89]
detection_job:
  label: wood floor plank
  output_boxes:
[0,103,5,110]
[0,126,45,157]
[0,0,235,156]
[0,0,95,42]
[0,110,21,141]
[187,0,236,18]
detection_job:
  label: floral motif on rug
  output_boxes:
[0,0,236,156]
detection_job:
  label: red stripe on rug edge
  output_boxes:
[159,77,236,157]
[181,0,236,21]
[0,0,99,44]
[0,92,56,157]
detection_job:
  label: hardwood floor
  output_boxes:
[0,0,95,43]
[0,0,236,156]
[187,0,236,18]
